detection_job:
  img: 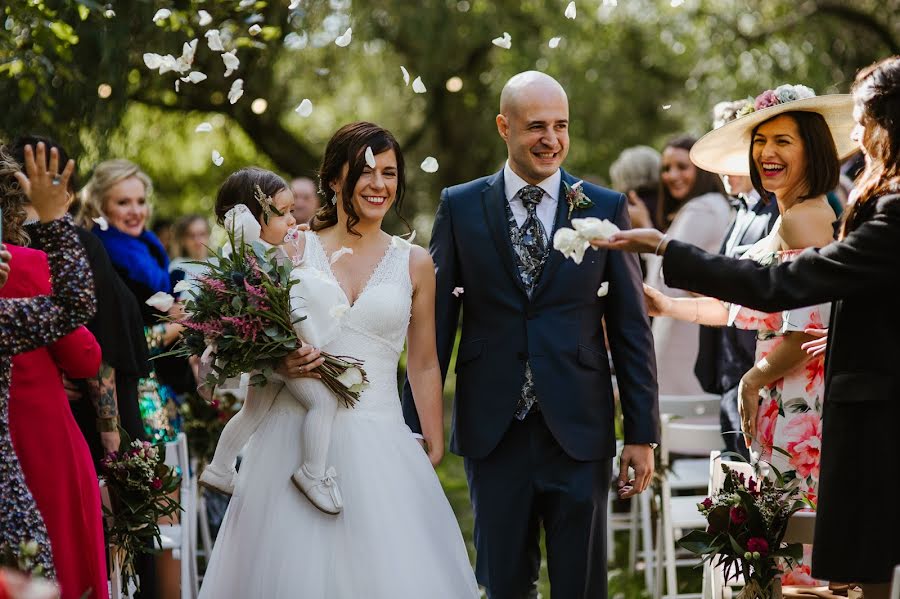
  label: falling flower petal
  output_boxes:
[222,51,240,77]
[335,28,352,47]
[228,78,244,104]
[412,76,426,93]
[156,54,179,74]
[248,24,262,35]
[662,104,672,110]
[152,8,171,22]
[177,39,198,71]
[492,32,512,49]
[92,216,109,231]
[146,292,175,312]
[289,0,301,8]
[330,246,353,265]
[175,79,180,92]
[400,66,410,86]
[238,0,255,7]
[565,1,577,19]
[173,280,193,294]
[671,0,685,6]
[181,71,207,84]
[294,98,313,117]
[571,217,620,240]
[195,122,213,133]
[420,157,439,173]
[212,150,224,166]
[597,282,610,297]
[553,228,590,264]
[205,29,225,51]
[549,37,562,48]
[365,146,377,168]
[452,287,464,297]
[143,53,164,70]
[198,10,212,26]
[603,0,618,5]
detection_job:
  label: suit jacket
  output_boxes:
[662,193,900,583]
[402,169,659,461]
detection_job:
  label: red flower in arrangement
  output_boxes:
[784,412,822,480]
[746,537,770,557]
[701,497,714,510]
[730,506,748,526]
[150,478,163,491]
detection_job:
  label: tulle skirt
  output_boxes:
[198,390,479,598]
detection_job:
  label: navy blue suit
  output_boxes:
[403,169,659,598]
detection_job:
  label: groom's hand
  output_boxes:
[617,444,655,499]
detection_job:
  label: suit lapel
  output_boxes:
[482,171,528,296]
[530,169,574,301]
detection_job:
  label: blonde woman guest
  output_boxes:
[646,135,732,395]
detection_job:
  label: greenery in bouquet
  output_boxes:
[678,456,806,598]
[179,391,242,465]
[161,224,368,407]
[100,431,182,593]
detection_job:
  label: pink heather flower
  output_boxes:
[784,411,823,480]
[746,537,769,557]
[754,90,780,110]
[199,276,229,296]
[151,478,163,491]
[222,315,264,341]
[730,506,748,526]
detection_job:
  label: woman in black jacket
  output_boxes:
[592,56,900,598]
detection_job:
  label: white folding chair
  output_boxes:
[656,417,724,599]
[890,564,900,599]
[658,395,721,420]
[157,432,199,599]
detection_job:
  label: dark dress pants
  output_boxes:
[465,410,612,599]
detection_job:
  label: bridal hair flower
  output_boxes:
[254,184,283,224]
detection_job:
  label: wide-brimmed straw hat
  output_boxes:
[690,84,857,176]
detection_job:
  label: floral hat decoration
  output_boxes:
[690,84,856,177]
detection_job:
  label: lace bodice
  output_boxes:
[298,231,413,418]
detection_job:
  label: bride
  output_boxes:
[198,122,479,598]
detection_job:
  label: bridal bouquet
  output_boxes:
[678,460,806,599]
[160,204,368,407]
[100,432,182,594]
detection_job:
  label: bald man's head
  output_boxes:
[496,71,570,184]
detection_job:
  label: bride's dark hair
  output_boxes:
[312,122,409,236]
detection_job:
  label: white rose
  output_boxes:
[336,366,364,389]
[553,227,590,264]
[223,203,261,247]
[571,217,620,241]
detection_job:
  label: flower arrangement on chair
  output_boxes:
[678,452,807,599]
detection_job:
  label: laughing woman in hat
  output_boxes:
[592,56,900,598]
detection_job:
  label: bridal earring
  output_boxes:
[331,194,337,206]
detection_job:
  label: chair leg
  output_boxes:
[628,496,638,572]
[654,505,663,599]
[642,491,655,595]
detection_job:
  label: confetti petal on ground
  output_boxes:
[565,2,577,19]
[492,32,512,49]
[401,66,410,86]
[205,30,225,52]
[222,51,239,77]
[212,150,224,166]
[452,287,464,297]
[249,24,262,35]
[228,79,244,104]
[420,157,439,173]
[152,9,171,22]
[549,37,562,48]
[198,10,212,26]
[92,216,109,231]
[146,292,175,312]
[196,122,213,133]
[294,98,313,117]
[365,147,377,168]
[597,282,609,297]
[412,76,426,93]
[335,28,352,47]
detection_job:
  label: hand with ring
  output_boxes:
[275,342,325,379]
[13,142,76,223]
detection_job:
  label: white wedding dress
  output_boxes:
[198,231,479,599]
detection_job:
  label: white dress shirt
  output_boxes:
[503,161,560,235]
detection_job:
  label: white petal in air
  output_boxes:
[174,79,180,93]
[662,104,672,110]
[143,53,164,70]
[549,37,562,49]
[205,29,225,52]
[222,51,240,77]
[238,0,255,7]
[198,10,212,26]
[179,39,198,69]
[156,55,179,74]
[212,150,224,166]
[181,71,207,84]
[92,216,109,231]
[195,122,213,133]
[152,9,171,22]
[552,227,590,264]
[452,287,464,297]
[364,146,377,168]
[146,292,175,312]
[571,217,620,240]
[400,66,410,86]
[597,282,610,297]
[412,76,426,93]
[492,32,512,49]
[335,28,352,47]
[565,1,577,19]
[420,157,439,173]
[289,0,301,8]
[228,79,244,104]
[294,98,313,117]
[248,24,262,36]
[329,247,353,265]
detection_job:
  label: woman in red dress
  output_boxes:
[1,242,108,596]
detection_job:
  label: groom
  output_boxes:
[403,71,659,598]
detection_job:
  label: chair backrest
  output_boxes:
[889,563,900,599]
[782,511,816,544]
[708,451,756,496]
[661,415,724,463]
[659,394,721,420]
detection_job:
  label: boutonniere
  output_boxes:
[564,180,593,218]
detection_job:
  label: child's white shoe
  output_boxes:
[199,463,237,495]
[291,464,343,515]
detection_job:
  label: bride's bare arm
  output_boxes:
[644,284,729,326]
[406,246,444,467]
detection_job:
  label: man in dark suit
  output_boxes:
[402,71,659,599]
